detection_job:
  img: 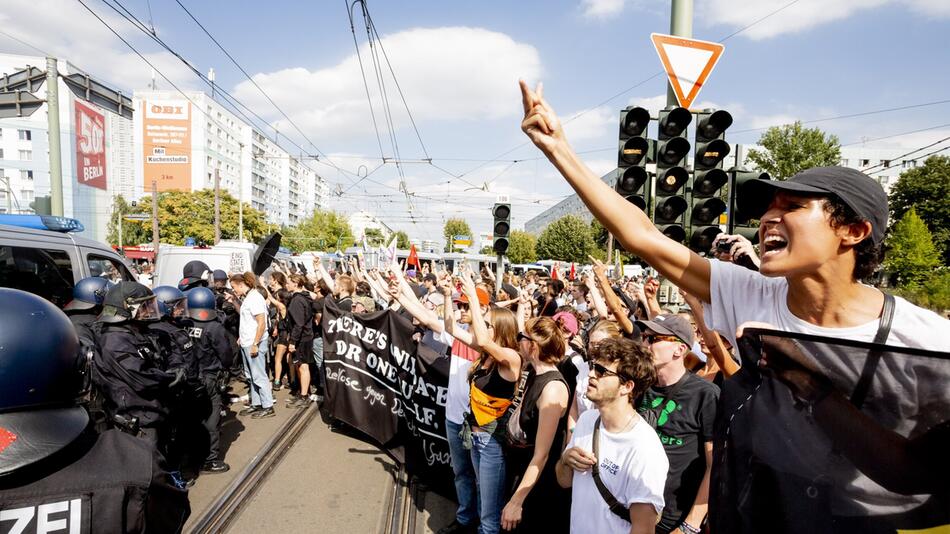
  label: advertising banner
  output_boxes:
[322,300,454,493]
[142,99,191,192]
[75,100,107,190]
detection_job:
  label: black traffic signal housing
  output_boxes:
[688,110,733,254]
[616,106,652,212]
[653,107,691,243]
[728,167,770,243]
[492,202,511,254]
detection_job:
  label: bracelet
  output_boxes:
[680,521,701,534]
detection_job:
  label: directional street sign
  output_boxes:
[651,33,724,109]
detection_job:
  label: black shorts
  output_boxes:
[276,329,289,346]
[292,339,315,366]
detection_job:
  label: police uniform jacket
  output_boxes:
[187,318,229,378]
[0,428,190,533]
[147,320,197,380]
[95,324,172,428]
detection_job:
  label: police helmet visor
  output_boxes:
[128,295,161,322]
[167,296,189,319]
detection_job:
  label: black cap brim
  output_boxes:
[0,407,88,476]
[634,319,676,337]
[739,179,831,220]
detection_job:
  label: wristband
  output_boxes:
[680,521,701,534]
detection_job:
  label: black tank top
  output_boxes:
[468,359,517,433]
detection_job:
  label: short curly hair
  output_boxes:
[822,197,883,281]
[589,337,657,404]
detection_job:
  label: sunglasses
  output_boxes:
[590,361,627,381]
[456,302,470,311]
[644,333,683,345]
[517,332,535,344]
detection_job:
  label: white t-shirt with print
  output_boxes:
[238,290,268,347]
[567,409,668,534]
[435,328,477,425]
[702,259,950,517]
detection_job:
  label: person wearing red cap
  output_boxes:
[519,80,950,532]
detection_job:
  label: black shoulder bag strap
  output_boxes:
[592,416,631,523]
[849,292,896,410]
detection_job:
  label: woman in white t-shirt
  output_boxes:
[519,80,950,532]
[229,272,275,418]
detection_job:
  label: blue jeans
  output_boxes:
[470,431,506,534]
[446,419,478,527]
[242,338,274,409]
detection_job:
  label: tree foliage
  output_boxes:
[507,230,537,264]
[394,230,411,249]
[364,228,386,247]
[106,190,274,247]
[282,209,354,253]
[888,155,950,265]
[884,207,939,288]
[443,218,472,252]
[746,121,841,180]
[535,215,596,263]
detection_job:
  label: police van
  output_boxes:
[0,215,137,308]
[153,233,282,287]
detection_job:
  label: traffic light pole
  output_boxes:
[46,57,64,216]
[496,254,504,298]
[666,0,694,107]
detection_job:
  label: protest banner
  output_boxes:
[321,299,454,493]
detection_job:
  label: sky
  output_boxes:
[2,0,949,245]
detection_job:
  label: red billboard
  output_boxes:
[75,100,107,190]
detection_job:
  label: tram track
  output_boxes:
[186,402,318,534]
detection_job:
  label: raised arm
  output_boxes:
[592,257,635,335]
[584,272,609,319]
[519,80,711,303]
[460,271,520,372]
[682,290,739,377]
[313,259,336,294]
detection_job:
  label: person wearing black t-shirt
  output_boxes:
[635,315,718,534]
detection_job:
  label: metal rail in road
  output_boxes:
[187,403,318,534]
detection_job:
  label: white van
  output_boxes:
[0,215,137,307]
[153,235,281,288]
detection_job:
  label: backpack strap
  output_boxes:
[592,416,631,523]
[849,293,896,409]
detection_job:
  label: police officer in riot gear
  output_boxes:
[0,288,190,533]
[211,269,241,373]
[95,281,182,444]
[63,276,114,349]
[186,286,232,473]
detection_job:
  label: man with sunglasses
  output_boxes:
[635,314,718,534]
[556,337,668,534]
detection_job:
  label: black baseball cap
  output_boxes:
[212,269,228,281]
[739,166,888,245]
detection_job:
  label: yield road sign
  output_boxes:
[651,33,724,110]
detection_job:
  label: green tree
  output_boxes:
[282,209,354,253]
[746,121,841,180]
[507,230,537,264]
[364,228,385,247]
[884,207,940,288]
[105,190,273,247]
[106,195,151,247]
[479,245,494,255]
[443,218,472,252]
[535,215,596,263]
[394,230,411,249]
[888,155,950,265]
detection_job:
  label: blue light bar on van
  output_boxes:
[0,214,85,233]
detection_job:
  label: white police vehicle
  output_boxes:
[0,214,136,308]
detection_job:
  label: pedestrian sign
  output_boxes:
[650,33,724,110]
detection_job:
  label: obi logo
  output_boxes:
[145,101,189,120]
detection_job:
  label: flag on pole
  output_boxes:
[551,261,559,281]
[569,262,576,281]
[407,244,420,268]
[385,236,398,266]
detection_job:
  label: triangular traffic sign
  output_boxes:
[651,33,724,109]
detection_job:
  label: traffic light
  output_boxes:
[688,110,733,254]
[492,201,511,254]
[653,107,691,243]
[728,168,770,243]
[616,106,652,211]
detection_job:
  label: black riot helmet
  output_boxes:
[0,288,89,476]
[178,260,212,291]
[98,281,162,324]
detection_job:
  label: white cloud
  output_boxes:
[581,0,627,18]
[562,106,615,142]
[233,27,542,142]
[700,0,949,40]
[0,0,198,93]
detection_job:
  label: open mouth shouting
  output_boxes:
[761,233,788,259]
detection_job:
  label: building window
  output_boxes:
[18,129,31,141]
[840,158,848,166]
[882,160,890,168]
[859,159,870,167]
[18,150,31,161]
[20,190,33,202]
[20,170,33,181]
[0,149,4,159]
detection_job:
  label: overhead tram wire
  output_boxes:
[842,122,950,147]
[865,143,950,176]
[732,99,950,135]
[861,135,950,172]
[346,0,386,160]
[100,0,360,188]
